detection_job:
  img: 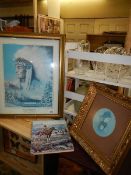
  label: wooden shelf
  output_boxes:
[66,50,131,89]
[66,50,131,65]
[64,46,131,122]
[0,118,48,139]
[66,70,131,89]
[0,118,33,139]
[64,100,77,117]
[65,91,84,102]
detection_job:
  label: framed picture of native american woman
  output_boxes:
[70,83,131,175]
[0,33,65,118]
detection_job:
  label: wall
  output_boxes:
[0,6,33,17]
[0,1,129,39]
[0,0,130,18]
[60,0,131,18]
[64,18,128,41]
[0,1,47,17]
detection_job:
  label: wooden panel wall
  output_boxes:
[64,18,128,41]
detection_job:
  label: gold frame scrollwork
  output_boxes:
[70,83,131,175]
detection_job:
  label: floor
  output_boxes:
[57,158,86,175]
[0,158,92,175]
[1,151,131,175]
[0,160,20,175]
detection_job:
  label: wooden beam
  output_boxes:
[33,0,37,32]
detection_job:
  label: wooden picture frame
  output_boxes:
[0,33,65,118]
[38,14,60,34]
[70,83,131,175]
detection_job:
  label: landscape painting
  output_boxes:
[30,119,74,155]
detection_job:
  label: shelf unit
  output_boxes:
[64,46,131,117]
[0,0,37,32]
[0,118,44,175]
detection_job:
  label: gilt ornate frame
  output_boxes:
[70,83,131,175]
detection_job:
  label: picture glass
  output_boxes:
[92,108,116,137]
[80,93,130,158]
[0,35,61,116]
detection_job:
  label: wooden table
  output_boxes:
[0,118,44,175]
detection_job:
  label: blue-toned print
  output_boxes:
[4,44,53,107]
[93,108,116,137]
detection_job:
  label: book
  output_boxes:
[66,78,74,91]
[30,119,74,155]
[3,129,36,163]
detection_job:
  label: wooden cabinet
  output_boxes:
[0,118,44,175]
[86,34,126,51]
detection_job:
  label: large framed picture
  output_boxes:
[0,33,65,118]
[38,14,60,34]
[70,83,131,175]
